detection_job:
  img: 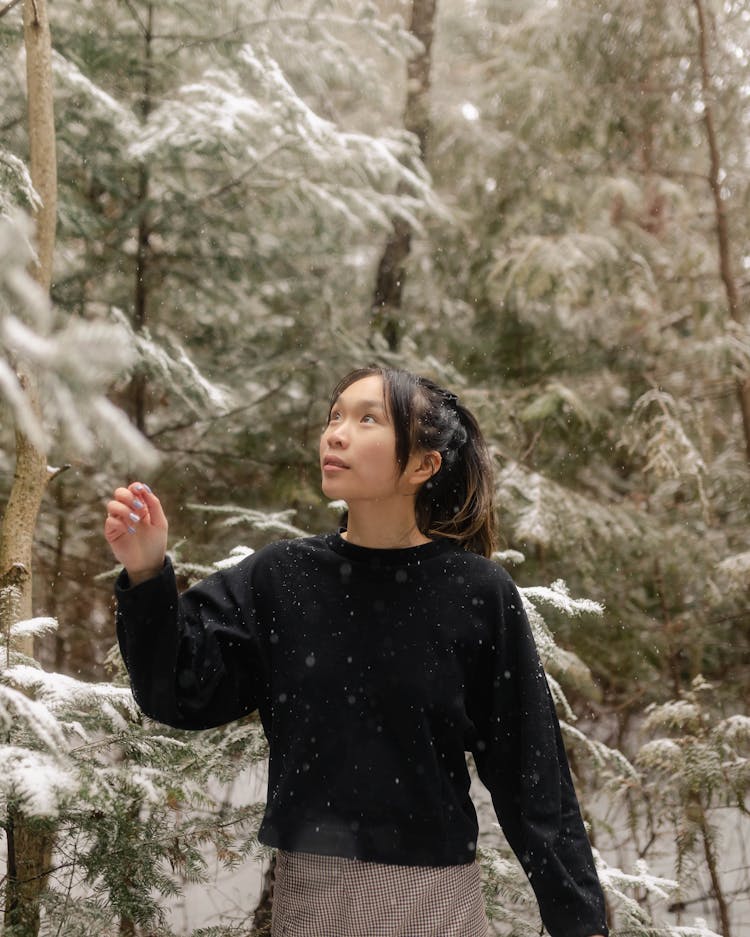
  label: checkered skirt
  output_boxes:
[271,849,490,937]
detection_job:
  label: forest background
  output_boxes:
[1,0,749,935]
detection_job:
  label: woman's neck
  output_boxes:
[342,502,431,549]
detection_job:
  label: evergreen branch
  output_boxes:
[518,423,543,464]
[149,447,285,465]
[50,829,81,937]
[119,0,149,38]
[147,377,295,440]
[51,808,265,863]
[152,136,296,229]
[149,14,413,44]
[669,882,750,910]
[193,140,297,206]
[0,115,24,134]
[0,858,77,888]
[0,0,21,19]
[67,732,131,756]
[47,463,71,483]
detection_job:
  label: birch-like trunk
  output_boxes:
[0,0,57,640]
[1,1,57,933]
[370,0,437,351]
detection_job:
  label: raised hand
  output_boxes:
[105,482,169,585]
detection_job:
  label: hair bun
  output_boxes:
[451,422,469,450]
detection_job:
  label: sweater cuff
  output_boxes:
[115,556,172,595]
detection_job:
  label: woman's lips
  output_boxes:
[323,455,349,470]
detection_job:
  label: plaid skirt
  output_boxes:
[271,849,490,937]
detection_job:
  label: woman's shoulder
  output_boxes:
[206,535,334,600]
[451,554,531,639]
[451,548,519,591]
[232,533,334,572]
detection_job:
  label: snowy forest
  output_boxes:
[1,0,749,934]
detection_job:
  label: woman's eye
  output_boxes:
[325,411,377,425]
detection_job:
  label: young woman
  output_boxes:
[106,366,608,937]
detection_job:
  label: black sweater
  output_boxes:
[116,532,608,937]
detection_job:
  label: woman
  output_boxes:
[107,366,608,937]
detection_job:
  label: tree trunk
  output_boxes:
[1,2,58,933]
[5,809,55,937]
[23,0,56,291]
[249,854,276,936]
[0,0,57,642]
[0,408,48,649]
[370,0,438,351]
[129,2,153,433]
[698,803,732,937]
[119,910,136,936]
[0,0,57,652]
[51,480,68,670]
[653,558,683,698]
[692,0,750,466]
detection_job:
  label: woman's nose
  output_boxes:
[325,423,347,447]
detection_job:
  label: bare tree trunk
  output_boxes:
[23,0,56,290]
[249,854,276,936]
[698,802,732,937]
[5,808,55,937]
[129,2,153,433]
[0,0,57,631]
[653,558,683,698]
[1,4,58,934]
[5,807,54,937]
[0,412,48,648]
[693,0,750,465]
[51,480,68,669]
[370,0,437,351]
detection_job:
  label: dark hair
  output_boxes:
[327,366,497,558]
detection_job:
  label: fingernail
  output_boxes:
[133,499,144,509]
[129,512,140,523]
[127,525,136,534]
[144,485,152,493]
[134,483,143,491]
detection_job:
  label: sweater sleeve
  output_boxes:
[115,555,264,730]
[469,574,608,937]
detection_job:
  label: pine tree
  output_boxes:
[415,0,750,708]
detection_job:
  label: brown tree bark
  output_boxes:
[653,558,683,699]
[0,0,57,640]
[0,0,57,645]
[5,809,55,937]
[249,854,276,936]
[2,3,58,933]
[692,0,750,466]
[370,0,437,351]
[698,803,732,937]
[129,2,154,433]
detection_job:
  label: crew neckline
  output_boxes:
[325,530,457,566]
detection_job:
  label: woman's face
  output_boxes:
[319,374,410,504]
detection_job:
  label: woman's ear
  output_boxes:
[407,450,442,486]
